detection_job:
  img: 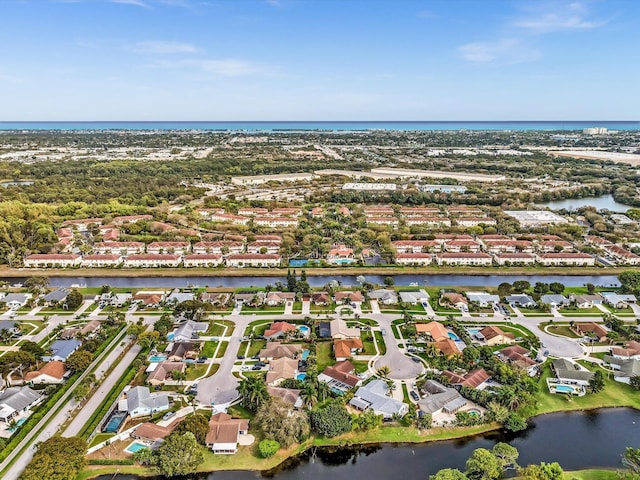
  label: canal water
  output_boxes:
[97,408,640,480]
[2,274,622,289]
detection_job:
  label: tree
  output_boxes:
[309,401,352,437]
[518,462,564,480]
[175,413,209,444]
[65,350,93,373]
[589,370,605,393]
[384,276,395,286]
[21,436,86,480]
[533,282,549,295]
[430,469,469,480]
[497,282,512,298]
[21,341,44,358]
[155,432,204,477]
[512,280,530,293]
[154,314,174,337]
[487,401,509,424]
[548,282,565,294]
[623,447,640,474]
[503,412,527,432]
[465,448,502,480]
[0,350,36,386]
[619,271,640,294]
[255,398,310,447]
[73,382,90,403]
[259,439,280,458]
[377,365,390,378]
[138,331,160,349]
[630,376,640,390]
[65,289,84,310]
[352,408,382,431]
[492,442,519,468]
[417,413,432,429]
[237,376,268,412]
[25,276,49,295]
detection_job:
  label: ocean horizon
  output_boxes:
[0,120,639,132]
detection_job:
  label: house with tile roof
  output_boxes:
[24,361,68,385]
[205,413,249,454]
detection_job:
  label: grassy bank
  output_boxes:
[0,265,628,279]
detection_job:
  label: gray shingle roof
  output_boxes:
[350,380,407,417]
[0,386,42,411]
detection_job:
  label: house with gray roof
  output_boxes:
[0,293,31,310]
[0,386,43,422]
[465,292,500,307]
[505,294,536,308]
[417,380,467,419]
[117,386,170,418]
[540,294,570,307]
[173,320,208,342]
[42,338,81,362]
[368,289,398,305]
[0,320,19,334]
[600,292,637,308]
[349,379,407,419]
[570,294,602,308]
[43,289,70,306]
[165,290,195,305]
[604,355,640,384]
[551,358,594,386]
[399,290,430,305]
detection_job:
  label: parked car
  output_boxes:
[251,364,262,371]
[410,391,420,401]
[237,355,245,360]
[162,411,176,421]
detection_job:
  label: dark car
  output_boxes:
[251,364,262,371]
[410,391,420,401]
[411,356,422,363]
[237,355,245,360]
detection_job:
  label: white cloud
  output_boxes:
[109,0,150,8]
[459,38,540,64]
[133,41,199,54]
[145,58,270,77]
[265,0,283,7]
[513,1,605,33]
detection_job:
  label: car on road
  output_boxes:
[162,411,176,421]
[197,356,207,363]
[410,391,420,402]
[381,328,387,336]
[237,355,245,359]
[411,356,421,363]
[251,364,262,370]
[241,366,250,371]
[186,383,198,394]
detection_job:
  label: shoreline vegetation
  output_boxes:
[0,265,630,278]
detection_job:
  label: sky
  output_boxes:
[1,0,639,120]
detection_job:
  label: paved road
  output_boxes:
[372,314,424,380]
[0,327,130,480]
[196,315,252,406]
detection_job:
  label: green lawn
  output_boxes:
[215,341,229,359]
[374,330,387,355]
[247,340,266,358]
[207,320,234,337]
[361,331,377,355]
[546,325,580,338]
[316,341,334,371]
[563,470,623,480]
[200,341,217,358]
[88,433,115,448]
[186,364,209,381]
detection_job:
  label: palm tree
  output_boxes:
[377,365,391,378]
[238,376,268,411]
[425,344,439,358]
[301,383,318,408]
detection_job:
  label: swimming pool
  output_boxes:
[298,325,310,335]
[7,417,27,432]
[467,409,481,416]
[102,411,127,433]
[289,259,308,267]
[332,258,356,265]
[448,332,461,341]
[554,384,576,394]
[125,441,149,454]
[148,355,167,362]
[167,332,175,341]
[467,328,481,335]
[301,349,310,360]
[296,373,307,381]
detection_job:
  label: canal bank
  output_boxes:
[85,407,640,480]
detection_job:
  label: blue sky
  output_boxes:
[1,0,638,120]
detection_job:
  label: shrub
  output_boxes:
[259,439,280,458]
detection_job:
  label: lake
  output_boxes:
[2,274,621,289]
[538,194,631,212]
[97,407,640,480]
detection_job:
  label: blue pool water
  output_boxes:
[467,328,481,335]
[289,259,308,267]
[332,258,356,265]
[7,417,27,432]
[448,332,461,341]
[103,411,127,433]
[555,384,576,393]
[167,332,175,341]
[301,349,310,360]
[298,326,310,336]
[125,441,149,454]
[296,373,307,381]
[148,355,167,362]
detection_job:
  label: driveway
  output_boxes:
[370,300,381,314]
[371,314,424,380]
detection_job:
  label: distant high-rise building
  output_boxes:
[583,127,608,135]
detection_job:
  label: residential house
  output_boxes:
[93,241,145,255]
[391,240,440,254]
[443,368,491,389]
[603,355,640,384]
[505,294,536,308]
[368,289,398,305]
[610,341,640,360]
[267,386,303,409]
[603,245,640,265]
[440,292,468,311]
[475,326,515,346]
[399,290,430,305]
[493,253,536,265]
[0,386,43,422]
[416,321,449,342]
[327,246,357,265]
[536,253,595,266]
[334,291,364,305]
[497,346,537,375]
[310,292,331,306]
[81,254,124,267]
[538,240,574,253]
[225,254,281,267]
[146,361,186,386]
[405,217,451,227]
[192,241,244,255]
[573,322,609,342]
[234,291,265,307]
[465,291,500,307]
[238,207,268,216]
[551,358,594,387]
[42,339,81,362]
[395,253,433,265]
[349,380,408,419]
[61,319,101,339]
[444,240,482,253]
[0,293,31,310]
[24,361,68,385]
[329,319,361,339]
[131,422,175,443]
[173,320,208,342]
[366,217,399,227]
[318,360,362,394]
[264,321,297,340]
[266,357,299,385]
[165,290,195,305]
[435,252,492,266]
[118,386,170,418]
[432,339,461,356]
[124,254,182,268]
[457,217,497,227]
[540,294,570,307]
[183,254,223,268]
[258,342,303,361]
[147,241,190,255]
[246,242,280,254]
[333,338,364,361]
[205,413,249,454]
[417,380,467,420]
[112,214,153,225]
[42,289,69,306]
[570,294,603,309]
[167,341,199,361]
[133,291,166,307]
[23,254,82,268]
[600,292,637,308]
[61,218,103,231]
[253,217,299,228]
[265,292,296,306]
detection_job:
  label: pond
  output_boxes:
[97,408,640,480]
[538,194,631,212]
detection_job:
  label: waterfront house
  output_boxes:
[570,294,603,308]
[124,254,182,268]
[505,294,536,308]
[183,254,223,267]
[265,292,296,306]
[465,291,500,307]
[435,252,492,266]
[536,253,595,266]
[399,290,430,305]
[603,355,640,384]
[540,294,570,307]
[349,379,408,419]
[205,413,249,454]
[0,293,31,310]
[439,292,468,311]
[334,291,364,305]
[493,253,536,265]
[310,292,331,306]
[394,252,433,265]
[368,289,398,305]
[551,358,594,387]
[81,254,124,267]
[225,254,281,267]
[417,380,467,421]
[23,254,82,268]
[42,288,69,306]
[131,422,175,443]
[118,386,170,418]
[600,292,637,308]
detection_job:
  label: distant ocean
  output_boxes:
[0,121,639,132]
